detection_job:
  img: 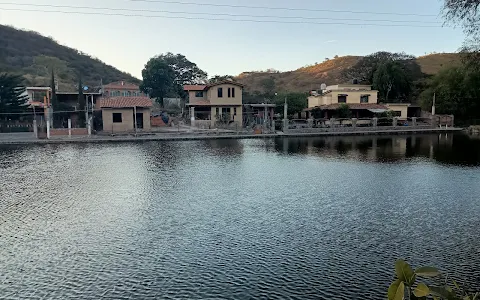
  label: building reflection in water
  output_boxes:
[273,133,480,166]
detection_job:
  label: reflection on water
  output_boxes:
[270,133,480,165]
[0,134,479,300]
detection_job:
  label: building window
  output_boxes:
[110,91,114,97]
[218,87,223,98]
[228,88,231,98]
[195,91,204,97]
[360,95,369,103]
[232,87,235,98]
[338,95,347,103]
[234,107,237,116]
[216,107,219,115]
[113,113,122,123]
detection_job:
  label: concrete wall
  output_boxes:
[207,84,243,105]
[103,108,134,133]
[188,91,207,104]
[102,108,151,133]
[50,128,88,136]
[330,91,378,104]
[386,104,409,119]
[308,91,378,108]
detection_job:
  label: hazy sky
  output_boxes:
[0,0,465,79]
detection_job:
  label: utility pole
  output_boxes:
[432,92,436,116]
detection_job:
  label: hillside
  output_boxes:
[236,53,461,94]
[0,25,140,91]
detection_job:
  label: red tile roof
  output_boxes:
[184,85,207,91]
[305,103,388,111]
[206,81,244,88]
[98,97,153,108]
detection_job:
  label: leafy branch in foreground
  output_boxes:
[388,259,479,300]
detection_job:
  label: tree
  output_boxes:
[0,73,28,117]
[273,93,307,116]
[209,75,234,83]
[77,77,86,126]
[373,61,412,102]
[342,51,420,85]
[140,59,176,106]
[443,1,480,68]
[335,104,352,118]
[443,0,480,37]
[419,66,480,122]
[261,77,276,99]
[50,69,58,110]
[152,52,207,84]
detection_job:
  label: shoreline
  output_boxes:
[0,128,463,145]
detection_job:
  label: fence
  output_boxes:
[284,117,436,133]
[0,111,92,139]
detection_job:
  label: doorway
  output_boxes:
[135,112,144,129]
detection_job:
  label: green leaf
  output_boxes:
[390,281,405,300]
[453,279,460,290]
[395,260,416,285]
[415,266,440,277]
[413,283,430,297]
[388,280,401,300]
[430,286,456,300]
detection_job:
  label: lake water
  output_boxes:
[1,134,480,299]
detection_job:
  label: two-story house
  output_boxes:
[307,83,387,118]
[184,81,244,128]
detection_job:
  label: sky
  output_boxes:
[0,0,466,79]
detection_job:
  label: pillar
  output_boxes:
[190,106,195,127]
[33,119,38,139]
[352,118,357,129]
[68,119,72,137]
[46,120,50,139]
[393,117,398,127]
[412,117,417,127]
[307,118,313,128]
[373,118,378,128]
[88,118,92,136]
[330,118,336,128]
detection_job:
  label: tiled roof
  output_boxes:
[206,81,244,88]
[98,97,153,108]
[306,103,388,111]
[184,81,244,91]
[184,85,207,91]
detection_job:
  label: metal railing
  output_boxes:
[284,117,436,133]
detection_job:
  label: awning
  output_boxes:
[368,108,388,113]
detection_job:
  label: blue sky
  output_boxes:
[0,0,465,79]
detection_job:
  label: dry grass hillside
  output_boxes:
[236,53,461,94]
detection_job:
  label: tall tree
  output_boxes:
[77,77,86,125]
[443,1,480,68]
[420,66,480,122]
[153,52,207,85]
[50,69,58,110]
[342,51,420,84]
[140,59,176,106]
[0,73,29,116]
[373,61,412,102]
[209,75,235,83]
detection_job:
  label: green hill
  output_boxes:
[0,25,140,91]
[236,54,461,94]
